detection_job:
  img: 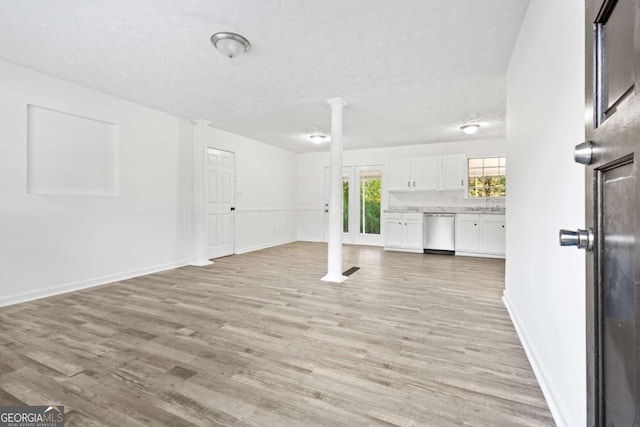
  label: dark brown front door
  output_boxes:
[585,0,640,425]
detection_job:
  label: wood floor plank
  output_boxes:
[0,242,553,426]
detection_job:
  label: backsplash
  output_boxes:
[389,191,506,209]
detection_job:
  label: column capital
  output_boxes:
[327,97,347,107]
[192,119,212,126]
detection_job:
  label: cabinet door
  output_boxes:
[480,215,506,255]
[413,157,439,190]
[384,220,403,247]
[440,154,466,191]
[403,220,424,250]
[455,219,480,252]
[389,159,412,191]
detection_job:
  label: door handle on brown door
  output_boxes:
[559,228,593,250]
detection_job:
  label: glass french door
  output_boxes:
[354,166,384,246]
[324,165,385,246]
[323,167,352,242]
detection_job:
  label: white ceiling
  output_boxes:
[0,0,530,153]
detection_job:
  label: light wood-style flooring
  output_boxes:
[0,242,553,426]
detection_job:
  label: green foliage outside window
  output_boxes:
[468,157,506,198]
[343,180,349,233]
[360,177,381,235]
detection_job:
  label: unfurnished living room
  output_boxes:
[1,1,638,426]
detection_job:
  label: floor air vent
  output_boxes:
[342,267,361,277]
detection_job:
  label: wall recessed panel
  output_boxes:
[27,105,118,195]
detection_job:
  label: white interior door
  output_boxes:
[207,148,235,258]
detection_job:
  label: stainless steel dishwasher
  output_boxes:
[423,214,455,253]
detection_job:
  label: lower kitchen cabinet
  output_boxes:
[480,215,506,255]
[455,213,505,258]
[384,213,424,253]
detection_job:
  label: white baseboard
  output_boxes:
[383,247,424,254]
[455,251,505,259]
[296,237,324,243]
[234,239,296,255]
[502,292,572,427]
[0,259,192,308]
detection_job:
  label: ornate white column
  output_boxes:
[191,119,213,266]
[322,97,348,283]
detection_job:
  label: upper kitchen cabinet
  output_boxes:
[389,157,438,191]
[389,155,466,192]
[413,157,440,191]
[389,159,413,191]
[439,154,466,191]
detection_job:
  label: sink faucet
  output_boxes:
[485,197,494,209]
[485,197,502,211]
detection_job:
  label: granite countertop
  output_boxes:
[385,206,506,215]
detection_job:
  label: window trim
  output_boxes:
[464,155,507,199]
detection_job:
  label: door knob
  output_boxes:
[559,228,594,250]
[574,141,594,165]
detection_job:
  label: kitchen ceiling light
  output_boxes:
[460,124,480,135]
[308,133,328,144]
[210,32,250,59]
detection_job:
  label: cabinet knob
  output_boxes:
[407,181,410,187]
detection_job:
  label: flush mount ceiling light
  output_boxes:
[460,124,480,135]
[308,133,329,144]
[210,32,250,59]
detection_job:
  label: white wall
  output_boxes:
[504,1,586,426]
[296,138,506,242]
[0,59,193,306]
[206,127,297,254]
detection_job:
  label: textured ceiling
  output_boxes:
[0,0,530,152]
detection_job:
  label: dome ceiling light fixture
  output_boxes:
[460,124,480,135]
[308,133,329,144]
[210,32,251,59]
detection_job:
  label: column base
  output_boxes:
[191,259,214,267]
[321,274,348,283]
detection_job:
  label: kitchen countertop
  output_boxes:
[385,206,506,215]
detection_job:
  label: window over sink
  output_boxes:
[468,157,506,198]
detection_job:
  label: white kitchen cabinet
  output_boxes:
[384,213,423,253]
[440,154,466,191]
[384,215,404,248]
[389,157,439,191]
[454,214,480,252]
[413,157,440,191]
[389,155,466,192]
[389,159,413,191]
[480,215,506,255]
[455,213,505,258]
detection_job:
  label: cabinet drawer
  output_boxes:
[403,213,423,221]
[385,213,402,220]
[456,213,480,221]
[482,214,505,223]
